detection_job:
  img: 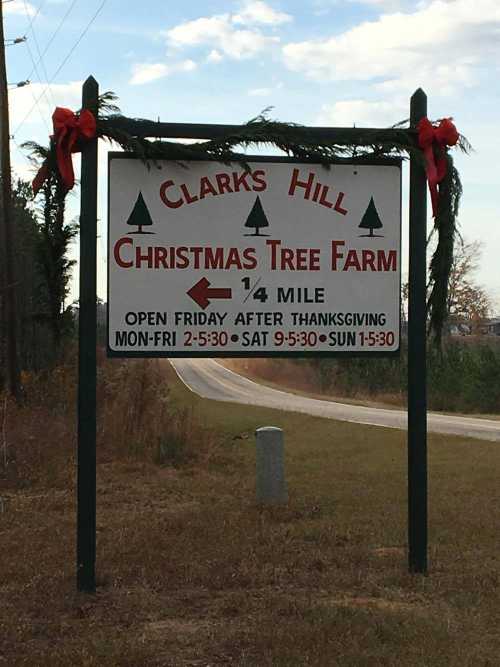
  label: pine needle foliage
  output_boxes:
[428,155,463,346]
[21,141,78,353]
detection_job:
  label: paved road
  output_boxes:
[170,358,500,442]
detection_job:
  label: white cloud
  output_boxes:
[347,0,402,7]
[312,0,405,15]
[282,0,500,97]
[248,81,283,96]
[206,49,223,64]
[130,60,196,85]
[165,7,282,61]
[233,1,292,25]
[11,153,36,183]
[3,1,35,16]
[317,99,407,127]
[248,87,273,96]
[9,81,83,133]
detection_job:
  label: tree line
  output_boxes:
[0,178,77,391]
[401,239,493,333]
[308,337,500,413]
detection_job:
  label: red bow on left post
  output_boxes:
[33,107,97,195]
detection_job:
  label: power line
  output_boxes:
[22,0,46,32]
[49,0,107,85]
[13,0,107,137]
[22,0,56,107]
[20,1,54,131]
[25,34,56,108]
[19,2,53,134]
[25,0,79,84]
[23,39,52,132]
[28,30,56,109]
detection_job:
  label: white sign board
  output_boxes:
[108,156,401,356]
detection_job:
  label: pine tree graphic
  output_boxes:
[358,196,384,237]
[126,192,155,234]
[244,196,270,236]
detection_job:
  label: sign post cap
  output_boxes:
[256,426,283,434]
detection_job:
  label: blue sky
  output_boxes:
[5,0,500,307]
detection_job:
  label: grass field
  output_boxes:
[1,360,499,666]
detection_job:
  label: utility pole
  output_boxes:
[0,1,21,400]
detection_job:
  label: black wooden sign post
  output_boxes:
[76,77,429,590]
[77,76,99,592]
[408,88,428,573]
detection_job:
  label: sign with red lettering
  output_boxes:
[108,155,401,356]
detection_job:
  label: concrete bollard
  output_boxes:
[255,426,288,505]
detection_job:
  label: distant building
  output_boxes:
[449,323,471,336]
[484,317,500,336]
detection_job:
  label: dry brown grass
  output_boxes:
[1,358,499,665]
[221,358,321,396]
[220,357,405,409]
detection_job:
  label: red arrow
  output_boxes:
[187,277,232,310]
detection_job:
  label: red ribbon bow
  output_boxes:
[417,117,459,217]
[33,106,96,195]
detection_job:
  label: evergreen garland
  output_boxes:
[24,91,470,346]
[428,154,463,346]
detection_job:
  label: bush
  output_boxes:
[308,338,500,413]
[99,358,217,465]
[1,353,218,488]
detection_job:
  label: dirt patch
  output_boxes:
[327,596,425,614]
[144,618,216,640]
[373,546,406,558]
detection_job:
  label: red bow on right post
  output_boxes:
[417,117,459,217]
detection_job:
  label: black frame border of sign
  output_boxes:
[77,76,428,593]
[106,152,403,360]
